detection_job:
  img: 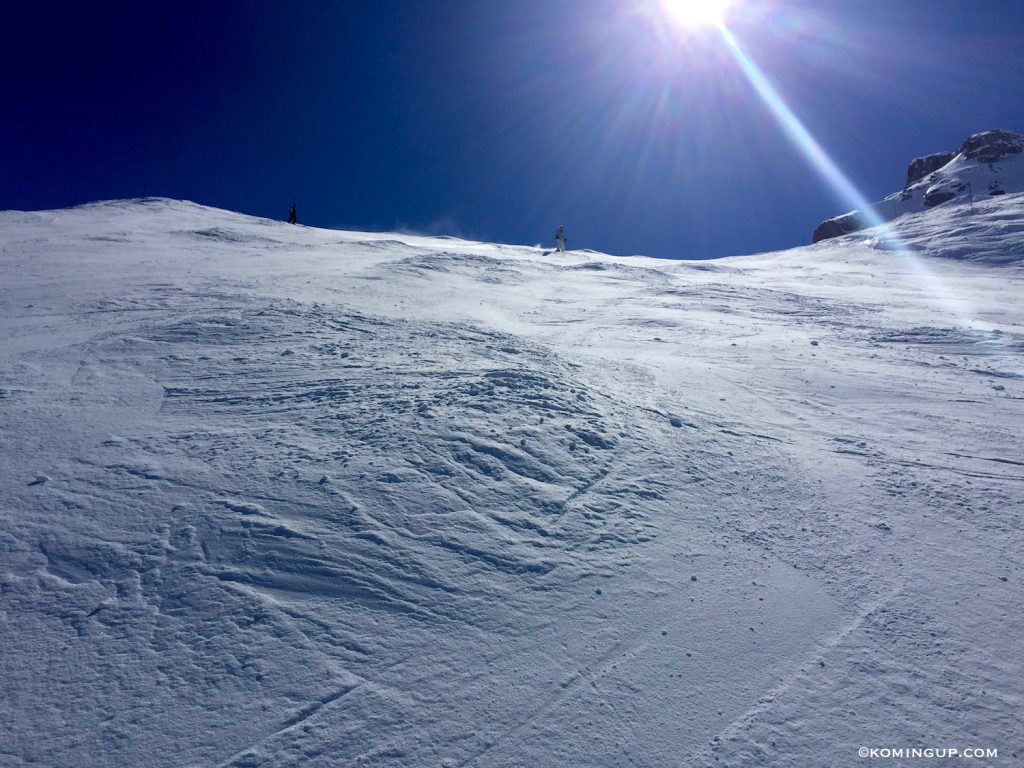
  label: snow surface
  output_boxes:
[2,196,1022,767]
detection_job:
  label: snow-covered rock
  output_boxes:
[961,128,1024,163]
[905,151,957,187]
[813,129,1024,243]
[811,210,863,243]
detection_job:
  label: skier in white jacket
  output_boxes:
[555,225,566,253]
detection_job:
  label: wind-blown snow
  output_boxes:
[2,196,1022,767]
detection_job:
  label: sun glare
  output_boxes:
[659,0,732,30]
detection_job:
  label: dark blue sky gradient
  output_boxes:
[3,1,1023,258]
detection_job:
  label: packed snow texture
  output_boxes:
[2,196,1022,767]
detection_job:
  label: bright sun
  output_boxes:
[659,0,732,29]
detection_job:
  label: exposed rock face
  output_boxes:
[923,187,958,207]
[812,212,863,244]
[906,152,955,187]
[961,129,1024,163]
[811,128,1023,244]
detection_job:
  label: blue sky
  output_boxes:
[3,1,1023,259]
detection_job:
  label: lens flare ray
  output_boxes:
[716,23,988,333]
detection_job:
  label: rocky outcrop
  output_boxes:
[811,128,1023,244]
[812,212,863,244]
[906,152,955,187]
[922,186,959,207]
[960,129,1024,163]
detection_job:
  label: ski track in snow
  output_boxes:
[1,196,1023,767]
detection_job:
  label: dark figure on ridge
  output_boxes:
[288,203,298,225]
[555,225,566,253]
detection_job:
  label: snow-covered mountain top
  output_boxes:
[3,196,1023,767]
[813,129,1024,244]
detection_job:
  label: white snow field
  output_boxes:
[2,197,1022,767]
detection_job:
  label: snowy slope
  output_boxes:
[2,197,1022,767]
